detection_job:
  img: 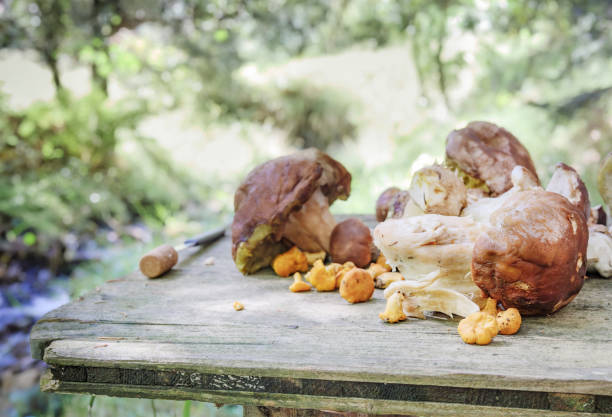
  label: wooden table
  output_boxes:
[31,216,612,416]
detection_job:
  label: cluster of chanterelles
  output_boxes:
[375,121,611,320]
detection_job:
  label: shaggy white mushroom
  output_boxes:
[374,166,544,321]
[408,164,467,216]
[461,166,541,225]
[381,270,480,319]
[374,215,486,291]
[374,215,485,320]
[376,164,469,222]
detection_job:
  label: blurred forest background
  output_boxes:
[1,0,611,416]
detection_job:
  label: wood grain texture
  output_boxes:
[244,406,419,417]
[38,369,612,417]
[30,215,612,415]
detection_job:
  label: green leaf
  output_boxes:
[79,46,96,63]
[23,232,37,246]
[42,142,55,158]
[182,401,191,417]
[6,135,18,146]
[17,119,36,137]
[110,14,122,26]
[214,29,229,42]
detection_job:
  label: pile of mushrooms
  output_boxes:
[231,122,611,322]
[232,149,351,274]
[375,121,611,319]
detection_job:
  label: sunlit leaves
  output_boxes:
[213,29,229,42]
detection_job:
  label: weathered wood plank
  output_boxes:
[244,406,419,417]
[31,219,612,339]
[244,405,610,417]
[30,215,612,413]
[38,333,612,396]
[40,370,611,417]
[41,360,612,411]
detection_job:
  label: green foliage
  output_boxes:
[13,392,244,417]
[182,401,191,417]
[0,90,218,249]
[263,81,357,149]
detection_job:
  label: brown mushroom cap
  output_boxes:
[389,190,411,219]
[546,162,590,220]
[329,218,373,268]
[376,187,401,222]
[446,121,540,196]
[589,205,608,226]
[471,190,588,316]
[232,149,351,274]
[375,187,411,221]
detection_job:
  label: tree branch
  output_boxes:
[527,86,612,117]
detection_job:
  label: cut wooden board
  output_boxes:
[30,216,612,415]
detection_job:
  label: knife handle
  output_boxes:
[139,245,178,278]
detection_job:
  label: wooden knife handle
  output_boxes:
[139,244,178,278]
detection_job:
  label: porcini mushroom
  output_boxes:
[471,189,588,315]
[374,166,590,318]
[589,205,608,226]
[543,163,612,277]
[232,149,350,274]
[446,121,539,196]
[376,187,401,222]
[329,218,373,267]
[375,187,411,221]
[546,162,590,219]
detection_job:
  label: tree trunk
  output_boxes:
[91,0,109,96]
[42,50,63,92]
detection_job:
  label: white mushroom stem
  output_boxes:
[587,225,612,278]
[283,189,336,252]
